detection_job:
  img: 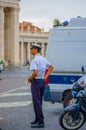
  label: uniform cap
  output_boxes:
[30,43,42,49]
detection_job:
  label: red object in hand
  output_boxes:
[44,69,49,85]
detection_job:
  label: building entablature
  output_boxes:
[19,32,49,43]
[19,32,49,39]
[0,0,19,9]
[19,38,48,43]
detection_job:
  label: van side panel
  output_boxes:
[46,28,86,71]
[46,18,86,103]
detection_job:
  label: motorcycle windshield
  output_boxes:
[77,74,86,87]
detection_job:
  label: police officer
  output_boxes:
[28,43,53,128]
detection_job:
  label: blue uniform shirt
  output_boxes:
[30,54,51,77]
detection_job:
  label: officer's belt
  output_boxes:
[35,77,44,79]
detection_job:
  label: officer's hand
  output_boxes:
[28,77,32,82]
[44,75,48,80]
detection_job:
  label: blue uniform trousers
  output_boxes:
[31,79,45,123]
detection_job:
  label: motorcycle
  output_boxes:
[59,90,86,130]
[63,74,86,108]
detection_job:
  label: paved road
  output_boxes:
[0,67,85,130]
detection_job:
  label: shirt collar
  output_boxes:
[34,53,40,57]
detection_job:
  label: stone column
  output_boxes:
[9,8,19,65]
[4,8,11,62]
[27,42,30,62]
[0,7,4,60]
[41,43,44,57]
[21,42,24,65]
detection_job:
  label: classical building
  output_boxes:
[19,21,49,65]
[0,0,49,65]
[0,0,19,65]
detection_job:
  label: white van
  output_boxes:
[45,17,86,105]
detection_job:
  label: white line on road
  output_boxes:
[0,101,32,108]
[0,86,30,95]
[0,92,31,97]
[0,86,32,108]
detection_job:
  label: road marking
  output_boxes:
[0,92,31,97]
[21,86,30,89]
[0,86,32,108]
[0,101,32,108]
[0,86,30,95]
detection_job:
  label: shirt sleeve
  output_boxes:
[44,58,51,68]
[30,60,38,71]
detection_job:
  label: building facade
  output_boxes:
[19,21,49,65]
[0,0,49,65]
[0,0,19,65]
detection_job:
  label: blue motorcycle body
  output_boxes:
[59,90,86,130]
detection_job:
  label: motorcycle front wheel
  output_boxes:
[59,111,85,130]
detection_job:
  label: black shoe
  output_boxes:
[31,120,38,124]
[31,122,44,128]
[0,128,2,130]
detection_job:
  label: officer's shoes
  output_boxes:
[31,122,44,128]
[30,120,38,124]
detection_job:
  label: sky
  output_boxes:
[19,0,86,31]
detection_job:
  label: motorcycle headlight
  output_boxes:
[72,82,84,92]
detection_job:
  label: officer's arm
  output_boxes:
[44,65,53,80]
[28,70,38,82]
